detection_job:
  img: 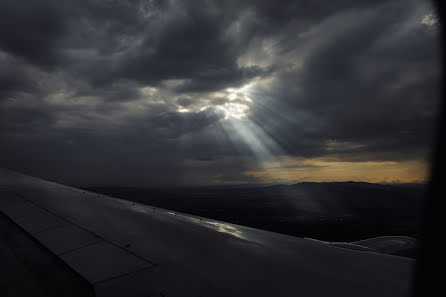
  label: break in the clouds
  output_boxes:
[0,0,441,186]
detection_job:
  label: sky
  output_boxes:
[0,0,442,187]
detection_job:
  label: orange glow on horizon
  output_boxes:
[242,157,429,184]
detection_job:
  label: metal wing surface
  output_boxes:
[0,168,413,297]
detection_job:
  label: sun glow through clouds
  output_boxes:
[421,13,438,27]
[218,102,249,120]
[227,84,254,103]
[217,83,256,120]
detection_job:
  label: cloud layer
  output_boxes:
[0,0,441,186]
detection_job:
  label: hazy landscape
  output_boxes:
[85,181,426,258]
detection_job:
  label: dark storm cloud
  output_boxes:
[142,107,225,139]
[248,0,441,161]
[74,80,142,102]
[0,0,67,67]
[120,9,246,87]
[1,0,375,93]
[0,61,36,98]
[0,0,158,68]
[0,0,441,185]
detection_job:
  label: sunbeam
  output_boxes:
[215,84,294,183]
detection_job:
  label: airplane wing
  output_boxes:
[0,168,413,297]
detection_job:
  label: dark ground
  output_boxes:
[84,182,426,247]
